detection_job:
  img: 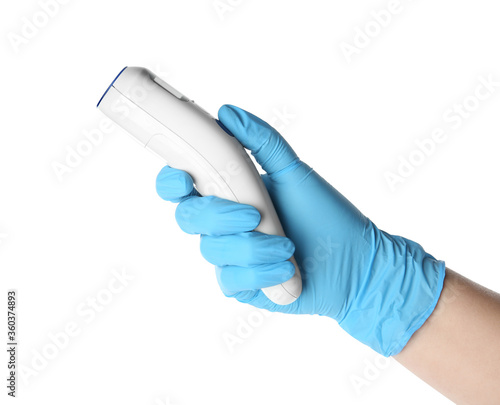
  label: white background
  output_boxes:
[1,1,500,404]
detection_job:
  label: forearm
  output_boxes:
[394,268,500,405]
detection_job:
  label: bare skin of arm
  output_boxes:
[394,268,500,405]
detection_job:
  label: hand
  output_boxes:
[156,104,445,356]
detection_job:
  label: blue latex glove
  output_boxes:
[156,104,445,356]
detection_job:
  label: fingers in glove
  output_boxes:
[175,195,260,235]
[218,104,299,176]
[216,261,295,295]
[200,232,295,267]
[156,166,199,203]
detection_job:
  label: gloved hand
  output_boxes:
[156,104,445,356]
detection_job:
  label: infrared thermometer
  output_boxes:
[97,67,302,305]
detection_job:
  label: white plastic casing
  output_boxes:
[97,67,302,305]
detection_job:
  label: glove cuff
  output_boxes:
[338,228,446,357]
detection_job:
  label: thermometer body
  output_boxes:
[97,67,302,305]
